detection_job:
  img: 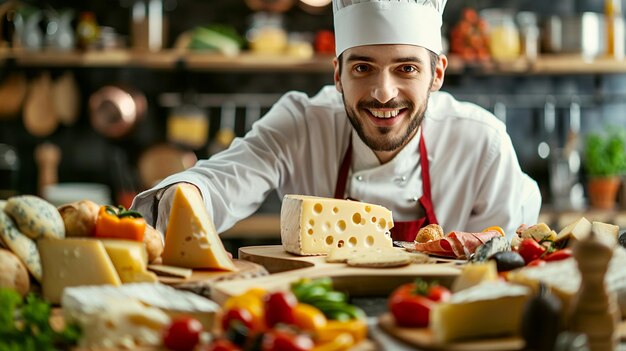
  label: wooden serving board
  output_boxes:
[379,313,626,350]
[210,245,462,304]
[157,259,268,298]
[378,313,524,351]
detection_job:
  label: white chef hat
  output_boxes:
[333,0,447,56]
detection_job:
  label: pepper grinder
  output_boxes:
[569,230,619,351]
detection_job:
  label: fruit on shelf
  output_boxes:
[449,8,491,62]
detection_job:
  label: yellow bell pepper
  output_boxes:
[222,288,267,331]
[316,319,367,344]
[482,226,505,237]
[312,332,354,351]
[293,303,327,332]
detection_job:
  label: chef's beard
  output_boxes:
[343,94,429,152]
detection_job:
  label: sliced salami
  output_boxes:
[407,230,503,259]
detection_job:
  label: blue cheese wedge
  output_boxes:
[5,195,65,240]
[431,281,530,343]
[0,211,42,281]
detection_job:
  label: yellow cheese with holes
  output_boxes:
[162,185,236,270]
[431,281,530,343]
[280,194,393,256]
[38,238,121,304]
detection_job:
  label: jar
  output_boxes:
[517,12,540,61]
[76,11,99,50]
[481,9,521,61]
[247,12,288,55]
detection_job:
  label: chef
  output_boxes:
[131,0,541,242]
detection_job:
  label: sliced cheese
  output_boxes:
[431,281,530,343]
[0,211,42,281]
[162,185,235,271]
[451,260,498,293]
[556,217,591,243]
[592,221,619,246]
[99,239,156,283]
[147,264,193,279]
[521,223,555,242]
[281,194,393,255]
[62,282,220,330]
[38,238,121,304]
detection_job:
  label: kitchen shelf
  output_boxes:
[3,48,626,75]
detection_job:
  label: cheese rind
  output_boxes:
[162,185,236,270]
[431,281,530,343]
[281,195,393,255]
[38,238,122,304]
[5,195,65,240]
[0,211,42,281]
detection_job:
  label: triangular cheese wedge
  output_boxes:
[162,185,236,271]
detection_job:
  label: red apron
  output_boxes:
[333,131,438,242]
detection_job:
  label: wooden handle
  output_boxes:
[34,142,61,196]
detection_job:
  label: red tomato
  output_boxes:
[264,291,297,327]
[388,281,449,328]
[162,316,204,351]
[221,308,254,331]
[261,329,314,351]
[517,238,547,265]
[201,339,242,351]
[544,248,573,262]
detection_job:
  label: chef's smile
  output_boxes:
[365,107,409,127]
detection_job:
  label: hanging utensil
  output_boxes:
[89,85,147,139]
[52,71,80,126]
[23,72,58,137]
[537,96,556,160]
[0,73,27,119]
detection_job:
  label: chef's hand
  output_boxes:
[155,182,201,234]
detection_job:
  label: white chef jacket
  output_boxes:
[131,86,541,240]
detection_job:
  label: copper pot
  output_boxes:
[89,85,147,138]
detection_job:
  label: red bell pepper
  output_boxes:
[544,248,573,262]
[517,238,546,265]
[388,279,450,328]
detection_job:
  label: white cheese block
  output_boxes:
[67,298,171,349]
[556,217,591,243]
[592,221,619,246]
[38,238,122,304]
[0,211,42,281]
[281,194,393,255]
[431,281,530,343]
[4,195,65,240]
[162,185,236,271]
[62,282,220,329]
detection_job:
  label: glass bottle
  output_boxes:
[482,9,521,61]
[76,11,99,50]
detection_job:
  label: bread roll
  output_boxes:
[144,224,164,263]
[58,200,100,237]
[0,248,30,296]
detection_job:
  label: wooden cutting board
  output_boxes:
[378,313,524,351]
[157,259,268,298]
[211,245,462,304]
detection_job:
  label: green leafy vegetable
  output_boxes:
[0,288,81,351]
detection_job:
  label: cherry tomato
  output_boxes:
[544,248,573,262]
[201,339,242,351]
[264,291,297,327]
[162,316,204,351]
[261,329,314,351]
[221,308,254,332]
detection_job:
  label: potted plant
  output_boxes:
[583,126,626,209]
